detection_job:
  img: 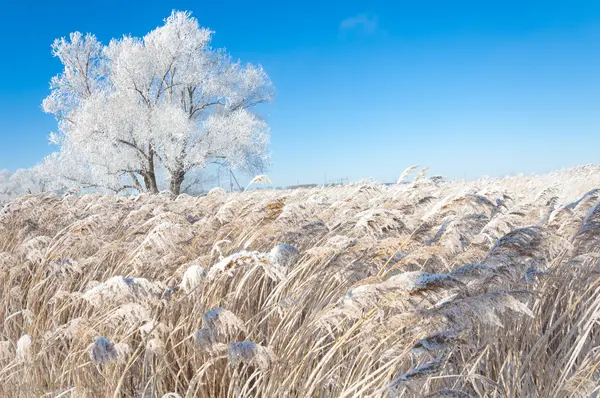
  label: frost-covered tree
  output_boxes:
[0,170,12,203]
[42,11,273,195]
[0,167,55,202]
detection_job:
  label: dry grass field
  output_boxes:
[0,165,599,397]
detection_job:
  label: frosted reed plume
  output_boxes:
[0,165,598,397]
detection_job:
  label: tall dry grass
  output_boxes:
[0,165,599,397]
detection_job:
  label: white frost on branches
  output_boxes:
[0,168,55,202]
[42,11,273,195]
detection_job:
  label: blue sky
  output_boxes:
[1,0,599,186]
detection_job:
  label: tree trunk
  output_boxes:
[143,170,159,194]
[143,146,159,194]
[169,168,185,196]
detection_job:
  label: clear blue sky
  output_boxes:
[1,0,599,185]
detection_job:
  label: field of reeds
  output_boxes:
[0,165,599,397]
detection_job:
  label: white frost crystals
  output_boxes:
[268,244,300,269]
[41,11,273,195]
[228,341,275,370]
[179,264,206,294]
[206,246,298,282]
[16,334,33,363]
[178,244,299,295]
[193,307,246,353]
[82,276,168,306]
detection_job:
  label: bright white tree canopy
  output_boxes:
[0,167,54,202]
[42,11,273,194]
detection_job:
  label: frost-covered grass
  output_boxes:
[0,165,599,397]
